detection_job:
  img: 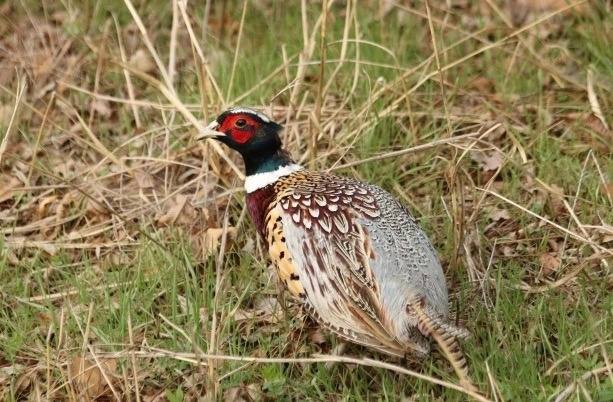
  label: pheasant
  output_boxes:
[198,107,474,389]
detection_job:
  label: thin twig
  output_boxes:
[478,188,612,256]
[0,76,26,165]
[425,0,452,137]
[333,123,501,170]
[123,0,174,93]
[113,15,142,127]
[96,347,492,402]
[312,0,329,168]
[226,0,248,102]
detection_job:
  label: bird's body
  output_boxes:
[201,107,474,388]
[247,168,448,358]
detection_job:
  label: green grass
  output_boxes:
[1,1,612,400]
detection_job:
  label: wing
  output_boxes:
[358,184,450,341]
[265,171,431,357]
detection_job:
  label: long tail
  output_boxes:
[407,296,479,394]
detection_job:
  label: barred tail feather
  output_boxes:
[434,317,471,340]
[407,298,479,394]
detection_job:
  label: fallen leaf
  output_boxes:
[471,150,504,172]
[157,195,189,225]
[469,76,495,93]
[508,0,586,26]
[502,246,514,257]
[542,182,566,217]
[548,239,560,252]
[539,253,561,276]
[85,197,109,217]
[0,103,13,126]
[234,296,283,324]
[0,364,25,387]
[55,190,80,222]
[14,368,34,396]
[202,227,237,256]
[587,69,609,131]
[69,356,117,400]
[0,175,20,203]
[129,49,155,74]
[38,242,57,255]
[487,207,510,222]
[36,195,58,219]
[0,3,11,16]
[134,169,155,189]
[91,99,112,118]
[309,328,327,345]
[584,114,611,139]
[223,384,259,402]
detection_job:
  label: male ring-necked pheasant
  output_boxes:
[199,107,474,389]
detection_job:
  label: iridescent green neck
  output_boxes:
[244,149,294,176]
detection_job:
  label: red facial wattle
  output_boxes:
[219,114,259,145]
[231,129,253,144]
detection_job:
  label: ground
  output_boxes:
[0,0,611,401]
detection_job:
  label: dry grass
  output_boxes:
[1,0,611,401]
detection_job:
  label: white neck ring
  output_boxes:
[244,164,303,193]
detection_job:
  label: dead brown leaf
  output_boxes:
[502,245,514,257]
[90,99,112,118]
[234,296,283,324]
[584,114,611,139]
[157,195,192,226]
[469,76,495,93]
[309,328,327,345]
[68,356,117,400]
[85,197,109,218]
[223,384,259,402]
[487,207,511,222]
[587,69,609,132]
[128,48,156,74]
[483,206,513,234]
[36,195,58,219]
[55,190,81,223]
[202,226,237,256]
[0,103,13,125]
[547,183,566,217]
[563,112,611,139]
[512,0,580,12]
[508,0,587,26]
[134,169,155,190]
[470,150,504,172]
[0,3,11,16]
[50,11,68,24]
[14,367,34,396]
[0,175,20,204]
[539,253,561,276]
[0,364,24,389]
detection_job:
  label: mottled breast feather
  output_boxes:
[262,171,450,357]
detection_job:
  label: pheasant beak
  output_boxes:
[195,120,224,141]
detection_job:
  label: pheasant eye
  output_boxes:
[235,118,247,128]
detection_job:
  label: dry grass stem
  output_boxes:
[95,348,492,402]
